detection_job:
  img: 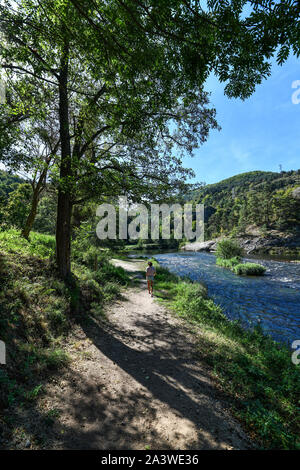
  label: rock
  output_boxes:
[181,230,300,256]
[291,187,300,199]
[238,233,300,255]
[25,440,31,448]
[181,240,217,252]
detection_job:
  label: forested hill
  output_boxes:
[191,170,300,239]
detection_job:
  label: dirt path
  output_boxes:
[34,259,252,450]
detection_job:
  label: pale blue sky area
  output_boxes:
[184,54,300,184]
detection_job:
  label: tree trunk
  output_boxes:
[56,40,72,280]
[21,185,40,240]
[21,167,48,240]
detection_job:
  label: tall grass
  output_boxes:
[0,228,55,258]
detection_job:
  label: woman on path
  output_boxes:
[146,261,156,297]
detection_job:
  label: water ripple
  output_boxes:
[153,252,300,346]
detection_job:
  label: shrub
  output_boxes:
[216,239,243,259]
[92,262,129,286]
[102,282,121,301]
[233,262,266,276]
[216,256,240,268]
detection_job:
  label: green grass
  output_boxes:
[0,228,55,258]
[216,256,266,276]
[153,261,299,450]
[216,256,240,269]
[0,228,130,439]
[233,262,266,276]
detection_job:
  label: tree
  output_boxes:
[1,0,300,278]
[0,0,219,278]
[4,183,32,228]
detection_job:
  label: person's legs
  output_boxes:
[147,280,151,294]
[150,280,153,296]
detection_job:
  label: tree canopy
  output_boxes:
[0,0,299,277]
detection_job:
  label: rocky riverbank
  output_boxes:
[181,227,300,257]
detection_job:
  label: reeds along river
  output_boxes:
[152,251,300,347]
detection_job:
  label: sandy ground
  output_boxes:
[18,259,252,450]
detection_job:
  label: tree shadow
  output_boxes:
[55,308,251,450]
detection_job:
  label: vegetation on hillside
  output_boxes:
[192,170,300,239]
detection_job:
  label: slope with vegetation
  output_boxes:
[191,170,300,255]
[0,229,129,447]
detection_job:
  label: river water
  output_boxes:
[151,251,300,346]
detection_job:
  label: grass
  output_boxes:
[152,260,299,450]
[233,262,266,276]
[0,228,55,259]
[0,228,130,446]
[215,239,266,276]
[216,257,266,276]
[216,256,240,269]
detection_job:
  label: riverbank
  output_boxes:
[149,257,299,450]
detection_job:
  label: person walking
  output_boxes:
[146,261,156,297]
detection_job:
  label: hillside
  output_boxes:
[0,170,25,204]
[191,170,300,251]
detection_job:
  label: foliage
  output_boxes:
[3,183,32,229]
[233,262,266,276]
[216,256,240,269]
[216,239,243,259]
[216,256,265,275]
[216,239,265,276]
[0,170,24,204]
[0,228,55,258]
[1,1,300,275]
[193,170,300,238]
[0,227,129,440]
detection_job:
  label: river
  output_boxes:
[147,251,300,346]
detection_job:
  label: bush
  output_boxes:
[216,256,240,269]
[233,262,266,276]
[216,239,243,259]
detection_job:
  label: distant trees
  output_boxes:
[201,171,300,238]
[4,183,32,229]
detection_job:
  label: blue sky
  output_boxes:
[184,54,300,185]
